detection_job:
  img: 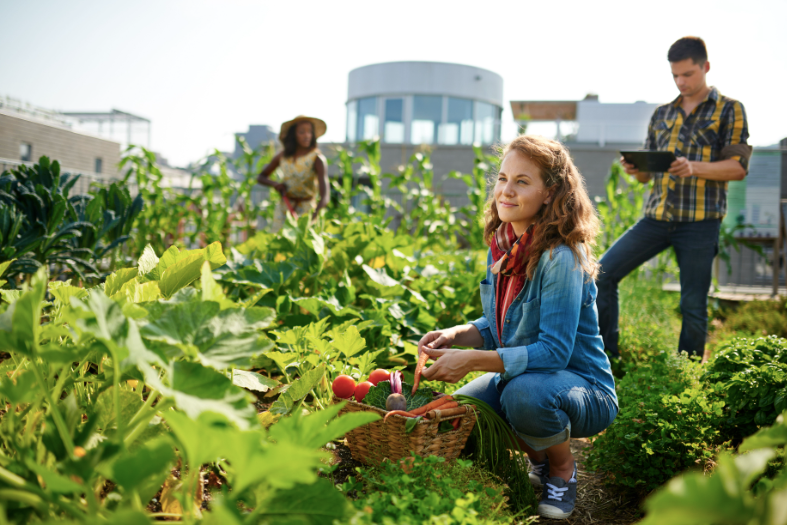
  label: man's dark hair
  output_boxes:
[282,121,317,157]
[668,36,708,64]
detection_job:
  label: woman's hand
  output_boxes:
[420,347,473,383]
[417,328,457,357]
[273,182,287,194]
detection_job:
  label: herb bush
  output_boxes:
[717,297,787,338]
[587,351,728,494]
[639,411,787,525]
[341,455,527,525]
[702,335,787,442]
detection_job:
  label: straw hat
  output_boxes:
[279,115,327,142]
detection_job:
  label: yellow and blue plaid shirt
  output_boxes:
[643,87,749,222]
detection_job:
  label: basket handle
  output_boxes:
[427,405,468,421]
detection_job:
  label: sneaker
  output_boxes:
[537,462,577,519]
[527,457,549,487]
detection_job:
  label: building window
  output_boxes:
[439,97,474,145]
[356,97,379,141]
[474,101,499,145]
[383,98,404,143]
[95,158,103,174]
[346,100,357,142]
[411,95,442,144]
[20,143,32,162]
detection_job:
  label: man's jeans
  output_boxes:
[596,217,720,358]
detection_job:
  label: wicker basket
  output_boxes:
[336,395,477,465]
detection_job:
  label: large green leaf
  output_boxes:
[329,325,366,358]
[110,438,175,497]
[0,259,15,278]
[49,281,88,305]
[93,387,144,434]
[230,369,280,393]
[0,267,47,356]
[268,402,379,450]
[739,412,787,452]
[270,365,326,415]
[640,450,774,525]
[227,435,325,495]
[201,261,235,310]
[140,301,275,369]
[158,242,227,298]
[136,244,160,281]
[105,268,139,297]
[291,296,360,319]
[152,361,256,429]
[253,478,353,524]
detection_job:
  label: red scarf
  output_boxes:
[491,223,535,343]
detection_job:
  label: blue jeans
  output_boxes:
[454,371,618,451]
[596,217,720,358]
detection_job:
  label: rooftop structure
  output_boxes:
[510,94,659,146]
[62,109,151,150]
[346,61,503,146]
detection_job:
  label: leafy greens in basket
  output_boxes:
[363,380,433,412]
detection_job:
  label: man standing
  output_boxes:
[596,36,751,359]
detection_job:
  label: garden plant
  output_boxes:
[0,140,785,524]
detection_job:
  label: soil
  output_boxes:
[555,438,642,525]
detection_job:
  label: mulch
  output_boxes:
[550,438,642,525]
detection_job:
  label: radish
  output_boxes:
[386,371,407,411]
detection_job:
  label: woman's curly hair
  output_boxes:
[483,135,600,280]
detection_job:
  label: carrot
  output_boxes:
[384,410,419,422]
[411,351,431,395]
[408,395,454,416]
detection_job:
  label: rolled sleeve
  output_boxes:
[720,101,751,172]
[496,249,584,380]
[469,316,496,350]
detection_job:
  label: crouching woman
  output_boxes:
[419,135,618,520]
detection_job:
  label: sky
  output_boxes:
[1,0,785,167]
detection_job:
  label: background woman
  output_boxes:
[418,135,618,520]
[257,115,329,230]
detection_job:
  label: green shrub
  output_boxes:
[341,455,526,525]
[720,298,787,338]
[616,277,681,368]
[702,335,787,442]
[639,411,787,525]
[587,351,728,494]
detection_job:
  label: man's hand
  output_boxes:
[668,157,695,178]
[419,347,473,384]
[620,156,651,183]
[620,156,640,176]
[274,182,287,194]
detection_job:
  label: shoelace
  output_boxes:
[545,483,569,501]
[528,459,545,475]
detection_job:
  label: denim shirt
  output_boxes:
[469,244,618,404]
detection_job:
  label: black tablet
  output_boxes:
[620,151,677,173]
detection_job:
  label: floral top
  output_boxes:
[278,149,321,200]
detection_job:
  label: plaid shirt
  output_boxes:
[642,87,749,222]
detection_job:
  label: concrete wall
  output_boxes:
[0,110,121,178]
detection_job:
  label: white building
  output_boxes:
[346,61,503,146]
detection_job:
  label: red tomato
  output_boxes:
[368,369,390,386]
[354,381,374,403]
[332,375,356,399]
